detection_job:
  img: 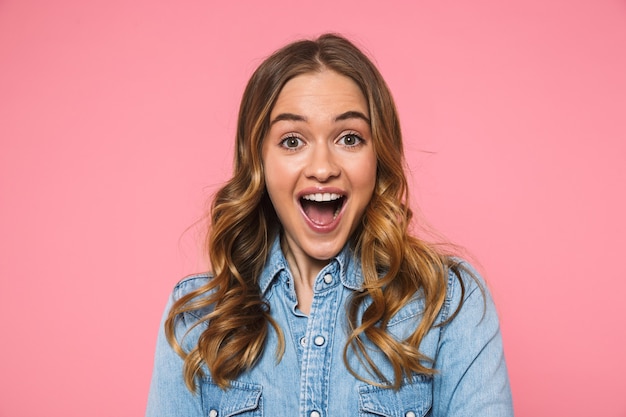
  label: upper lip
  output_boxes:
[297,187,347,201]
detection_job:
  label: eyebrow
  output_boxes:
[269,110,371,126]
[270,113,306,126]
[334,110,370,124]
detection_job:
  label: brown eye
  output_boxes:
[339,134,362,147]
[281,136,304,149]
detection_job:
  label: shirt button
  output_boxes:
[300,337,307,347]
[314,335,325,346]
[310,411,321,417]
[323,273,333,284]
[209,410,218,417]
[405,412,416,417]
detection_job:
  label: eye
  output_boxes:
[280,136,304,149]
[338,133,363,147]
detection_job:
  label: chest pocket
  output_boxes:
[202,380,262,417]
[358,376,432,417]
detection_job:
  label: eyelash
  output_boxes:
[279,132,365,150]
[279,135,305,150]
[337,132,364,148]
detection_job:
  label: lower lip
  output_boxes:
[299,201,345,233]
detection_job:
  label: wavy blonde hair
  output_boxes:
[165,33,466,392]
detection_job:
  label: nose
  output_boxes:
[304,142,340,182]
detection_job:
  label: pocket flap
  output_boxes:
[359,377,431,417]
[203,380,262,417]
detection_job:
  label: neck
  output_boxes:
[281,236,329,315]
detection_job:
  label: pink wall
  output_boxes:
[1,1,625,416]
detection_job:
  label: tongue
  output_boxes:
[302,201,337,225]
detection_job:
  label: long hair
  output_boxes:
[165,33,465,392]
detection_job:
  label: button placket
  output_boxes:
[298,266,342,417]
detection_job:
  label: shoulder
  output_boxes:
[431,261,513,415]
[172,272,212,300]
[446,259,484,295]
[439,259,490,324]
[168,272,214,326]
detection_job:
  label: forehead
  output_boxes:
[270,70,369,119]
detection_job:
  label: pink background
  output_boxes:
[1,0,625,416]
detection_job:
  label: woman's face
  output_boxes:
[262,69,377,266]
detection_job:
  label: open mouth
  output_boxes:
[300,193,345,226]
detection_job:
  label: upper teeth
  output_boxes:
[302,193,342,202]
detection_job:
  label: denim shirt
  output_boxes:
[146,238,513,417]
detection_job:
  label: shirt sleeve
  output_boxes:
[145,292,204,417]
[431,265,514,417]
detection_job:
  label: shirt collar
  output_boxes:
[257,235,365,295]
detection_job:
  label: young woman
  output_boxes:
[146,34,513,417]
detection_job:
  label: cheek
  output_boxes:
[263,156,293,203]
[354,153,377,195]
[261,147,278,187]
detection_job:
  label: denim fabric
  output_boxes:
[146,237,513,417]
